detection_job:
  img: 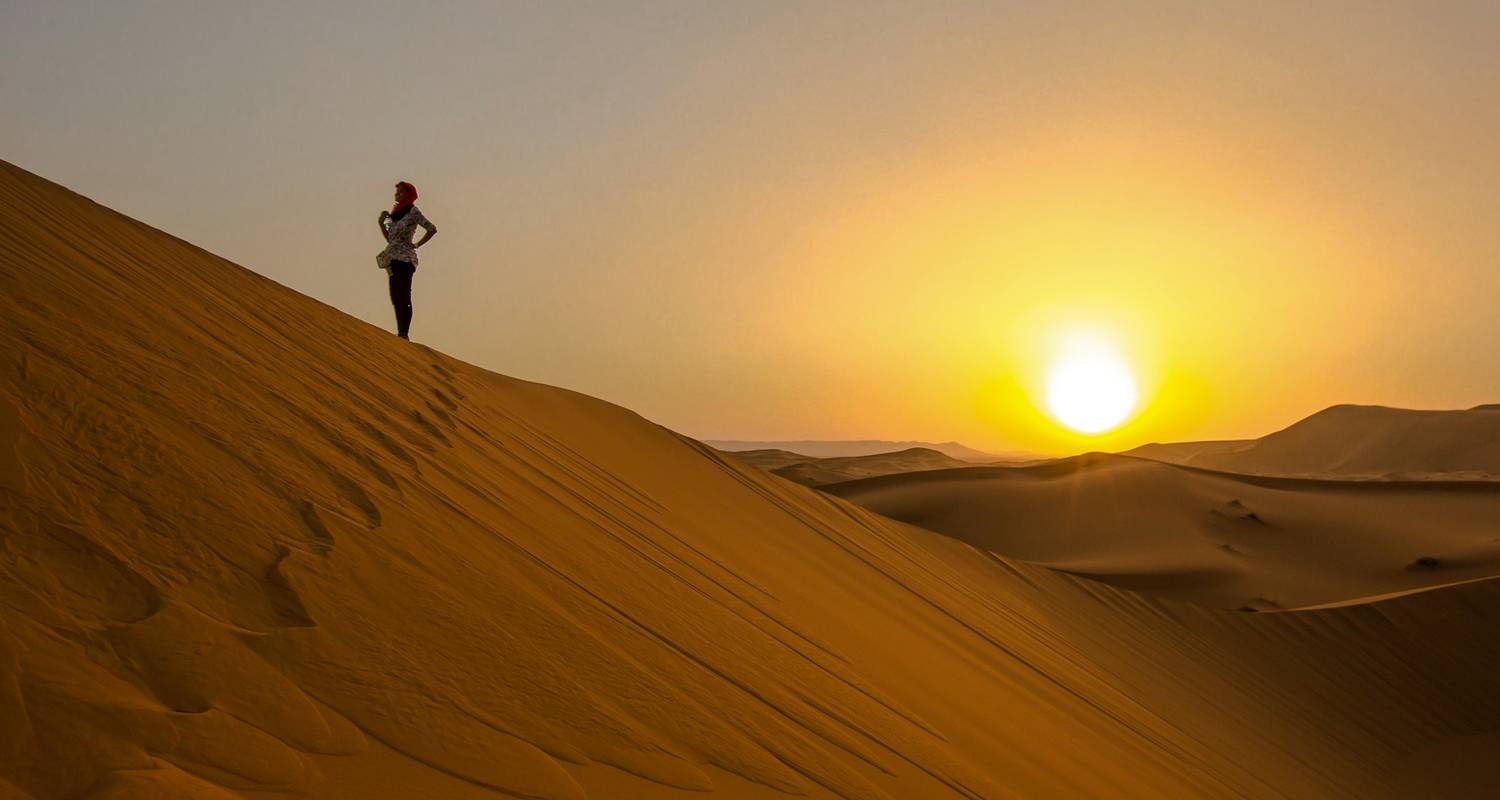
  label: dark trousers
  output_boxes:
[388,260,415,337]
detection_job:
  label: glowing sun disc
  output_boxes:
[1045,346,1138,434]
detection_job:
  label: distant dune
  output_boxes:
[7,158,1500,799]
[828,453,1500,609]
[1127,404,1500,478]
[706,439,1009,461]
[715,447,819,472]
[1123,438,1250,464]
[730,446,977,487]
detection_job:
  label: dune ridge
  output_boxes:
[728,446,977,487]
[5,159,1500,798]
[706,440,1005,461]
[718,448,819,471]
[1128,404,1500,478]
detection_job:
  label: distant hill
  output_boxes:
[705,439,1013,462]
[1123,439,1251,464]
[746,447,978,487]
[720,448,819,472]
[1126,404,1500,478]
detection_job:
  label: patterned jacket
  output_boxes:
[380,206,437,268]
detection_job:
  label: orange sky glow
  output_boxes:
[4,3,1497,454]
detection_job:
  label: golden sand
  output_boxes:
[3,160,1498,798]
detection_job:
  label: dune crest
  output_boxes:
[1129,403,1500,478]
[707,440,1006,461]
[728,446,979,486]
[4,160,1500,798]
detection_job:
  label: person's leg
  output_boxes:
[398,263,415,337]
[388,261,414,338]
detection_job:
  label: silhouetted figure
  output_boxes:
[377,181,437,340]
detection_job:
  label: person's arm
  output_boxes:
[414,210,438,248]
[377,210,391,240]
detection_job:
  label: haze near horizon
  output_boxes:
[3,1,1497,453]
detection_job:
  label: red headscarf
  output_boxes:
[393,181,418,215]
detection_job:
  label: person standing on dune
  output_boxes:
[376,181,438,340]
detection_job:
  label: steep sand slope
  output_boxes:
[729,447,977,487]
[1129,405,1500,478]
[828,455,1500,609]
[5,159,1500,799]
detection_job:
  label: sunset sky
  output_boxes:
[4,2,1497,454]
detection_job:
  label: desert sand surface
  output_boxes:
[5,158,1500,799]
[728,447,976,487]
[1126,404,1500,479]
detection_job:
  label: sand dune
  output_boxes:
[1123,438,1250,464]
[715,448,820,472]
[1128,404,1500,478]
[707,439,1004,461]
[728,447,977,487]
[828,454,1500,609]
[5,158,1500,799]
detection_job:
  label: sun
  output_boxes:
[1044,337,1138,434]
